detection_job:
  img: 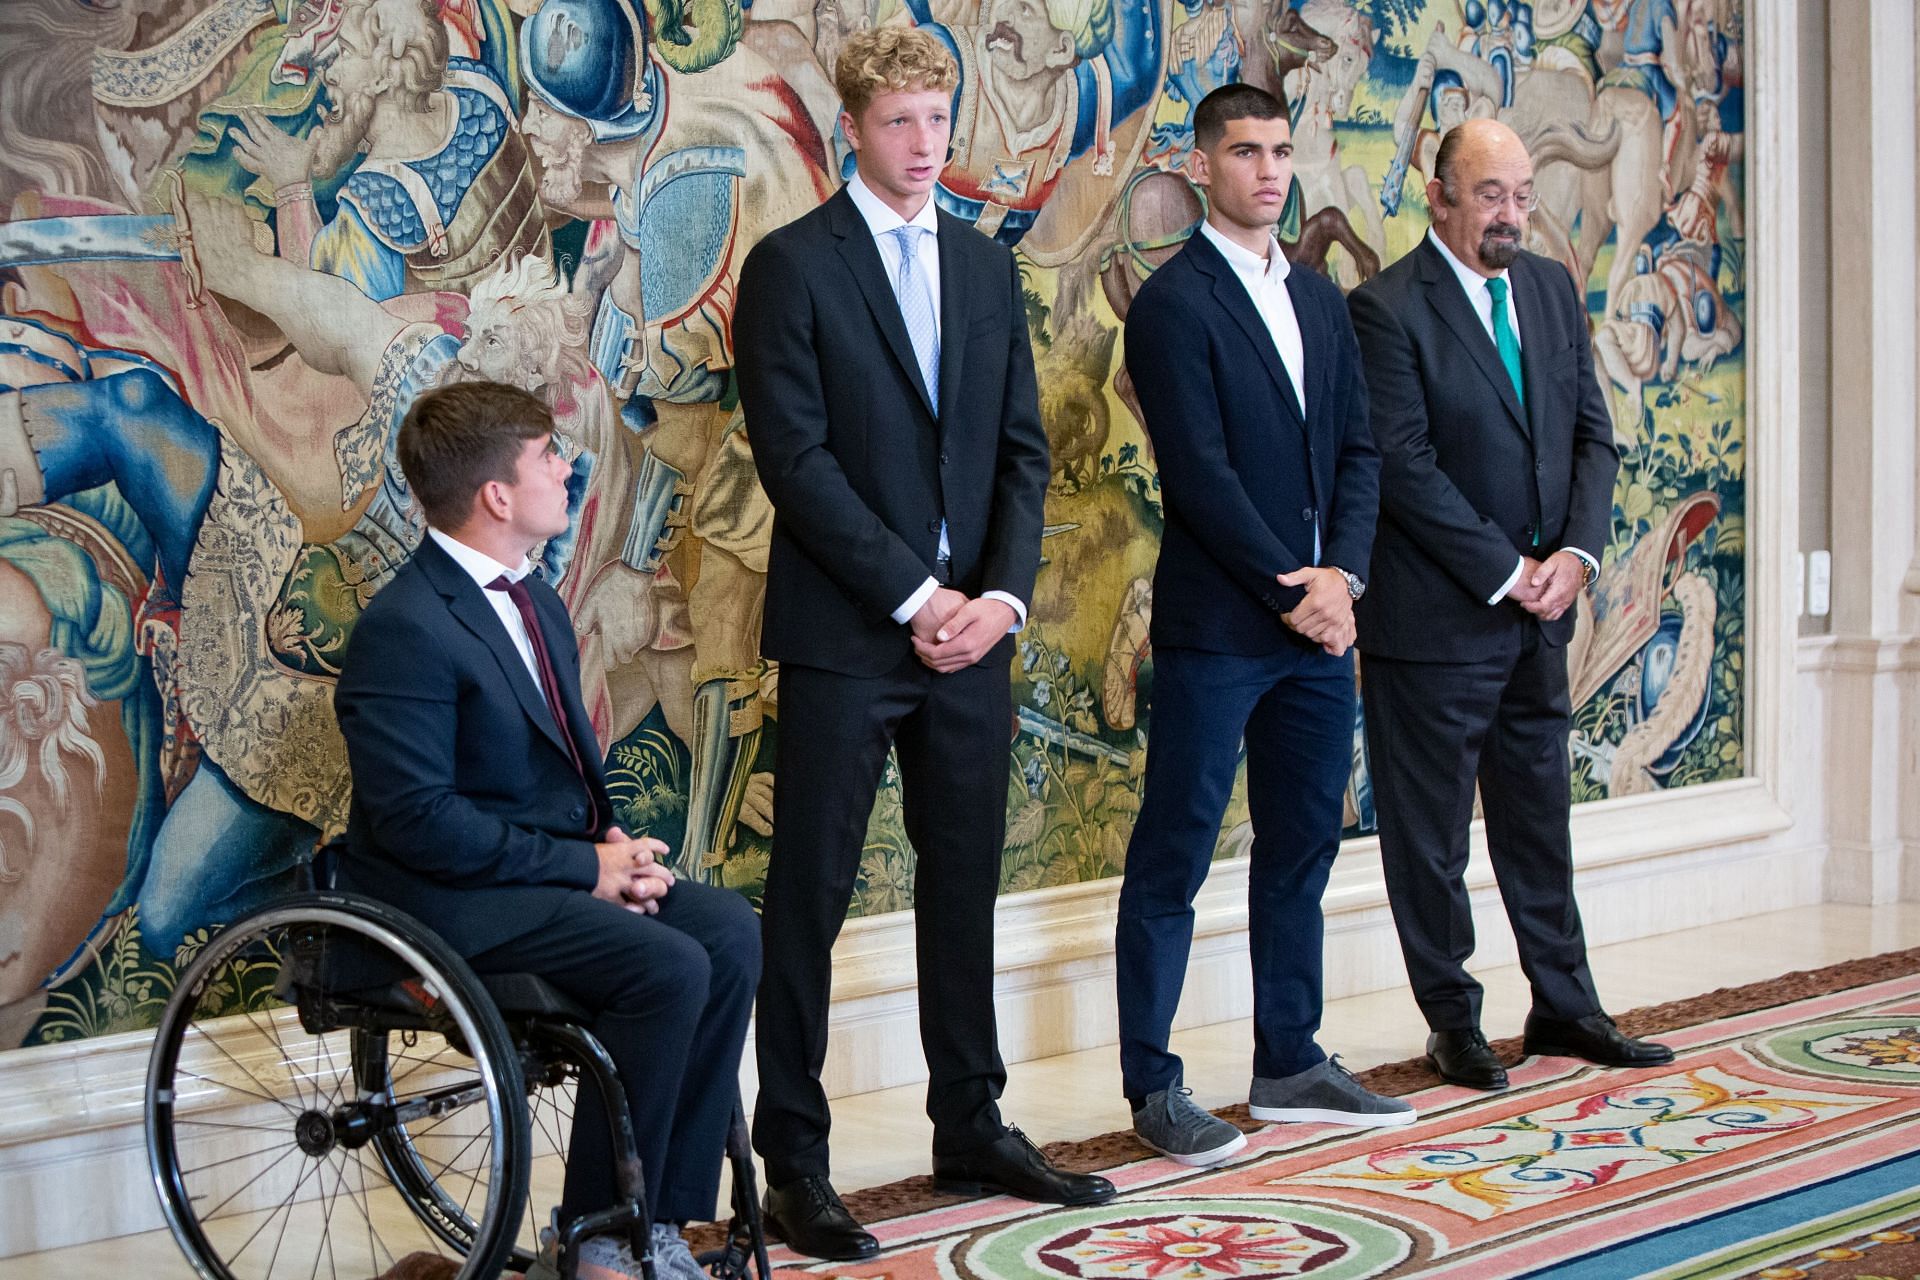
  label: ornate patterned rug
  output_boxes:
[752,949,1920,1280]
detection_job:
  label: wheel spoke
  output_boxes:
[231,1145,325,1271]
[195,1142,307,1222]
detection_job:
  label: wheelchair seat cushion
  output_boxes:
[481,972,594,1022]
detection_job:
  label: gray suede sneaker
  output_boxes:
[1249,1056,1417,1127]
[1132,1085,1249,1167]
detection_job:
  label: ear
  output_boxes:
[839,107,860,152]
[1187,145,1210,187]
[476,478,511,523]
[1424,177,1447,218]
[1044,31,1076,68]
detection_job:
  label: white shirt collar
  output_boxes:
[429,526,531,588]
[846,170,940,240]
[1427,227,1510,299]
[1200,219,1290,286]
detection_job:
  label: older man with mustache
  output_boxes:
[1346,119,1673,1094]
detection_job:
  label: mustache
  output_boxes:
[1483,222,1521,239]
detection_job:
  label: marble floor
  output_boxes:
[4,900,1917,1278]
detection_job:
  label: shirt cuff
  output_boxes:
[892,576,940,625]
[981,590,1028,633]
[1488,556,1525,605]
[1563,547,1600,581]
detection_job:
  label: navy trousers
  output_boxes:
[1115,643,1356,1100]
[468,881,761,1224]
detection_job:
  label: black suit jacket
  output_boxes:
[335,536,611,957]
[1124,231,1379,654]
[1347,240,1619,662]
[735,186,1051,677]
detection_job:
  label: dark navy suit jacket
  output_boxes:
[1124,230,1380,653]
[335,535,612,957]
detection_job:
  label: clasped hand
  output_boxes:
[593,827,676,914]
[1508,551,1585,622]
[1277,566,1355,657]
[910,587,1015,673]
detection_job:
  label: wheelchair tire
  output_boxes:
[145,892,530,1280]
[356,1018,580,1265]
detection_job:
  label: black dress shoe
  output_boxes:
[1427,1028,1509,1090]
[764,1175,879,1261]
[1522,1010,1676,1067]
[932,1126,1117,1204]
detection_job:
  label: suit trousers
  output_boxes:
[467,881,761,1224]
[753,652,1012,1186]
[1361,627,1601,1031]
[1115,643,1356,1100]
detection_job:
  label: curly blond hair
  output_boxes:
[834,26,958,117]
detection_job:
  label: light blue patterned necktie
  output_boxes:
[890,224,940,406]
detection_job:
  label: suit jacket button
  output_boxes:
[940,452,951,465]
[927,519,942,533]
[1535,461,1545,473]
[569,805,586,822]
[1302,507,1315,522]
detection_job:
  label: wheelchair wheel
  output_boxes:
[357,1020,581,1264]
[145,893,529,1280]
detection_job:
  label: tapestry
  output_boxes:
[0,0,1747,1047]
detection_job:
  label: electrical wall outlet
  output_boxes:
[1809,549,1832,617]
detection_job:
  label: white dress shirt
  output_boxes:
[1199,220,1319,564]
[844,171,1027,633]
[429,527,541,685]
[1425,230,1597,603]
[1200,219,1307,418]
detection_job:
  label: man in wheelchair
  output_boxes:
[335,381,761,1280]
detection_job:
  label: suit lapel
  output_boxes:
[935,210,970,430]
[1285,268,1325,437]
[829,190,938,418]
[1190,235,1305,434]
[1512,259,1553,442]
[417,540,573,759]
[528,578,609,788]
[1419,240,1527,435]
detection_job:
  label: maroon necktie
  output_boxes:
[486,574,599,834]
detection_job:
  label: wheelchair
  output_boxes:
[143,857,771,1280]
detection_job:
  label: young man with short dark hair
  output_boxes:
[1115,84,1407,1168]
[336,381,760,1280]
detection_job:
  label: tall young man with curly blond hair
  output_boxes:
[736,24,1111,1262]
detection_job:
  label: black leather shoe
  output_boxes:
[1427,1028,1509,1090]
[764,1175,879,1261]
[932,1126,1117,1205]
[1522,1011,1675,1067]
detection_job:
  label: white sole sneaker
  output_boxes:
[1247,1104,1418,1126]
[1136,1127,1250,1167]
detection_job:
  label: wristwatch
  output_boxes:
[1335,568,1366,601]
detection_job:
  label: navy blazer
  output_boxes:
[1346,239,1619,662]
[1124,230,1380,654]
[334,536,611,957]
[736,186,1051,677]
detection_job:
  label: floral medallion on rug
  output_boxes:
[758,950,1920,1280]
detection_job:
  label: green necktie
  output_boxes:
[1487,276,1524,406]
